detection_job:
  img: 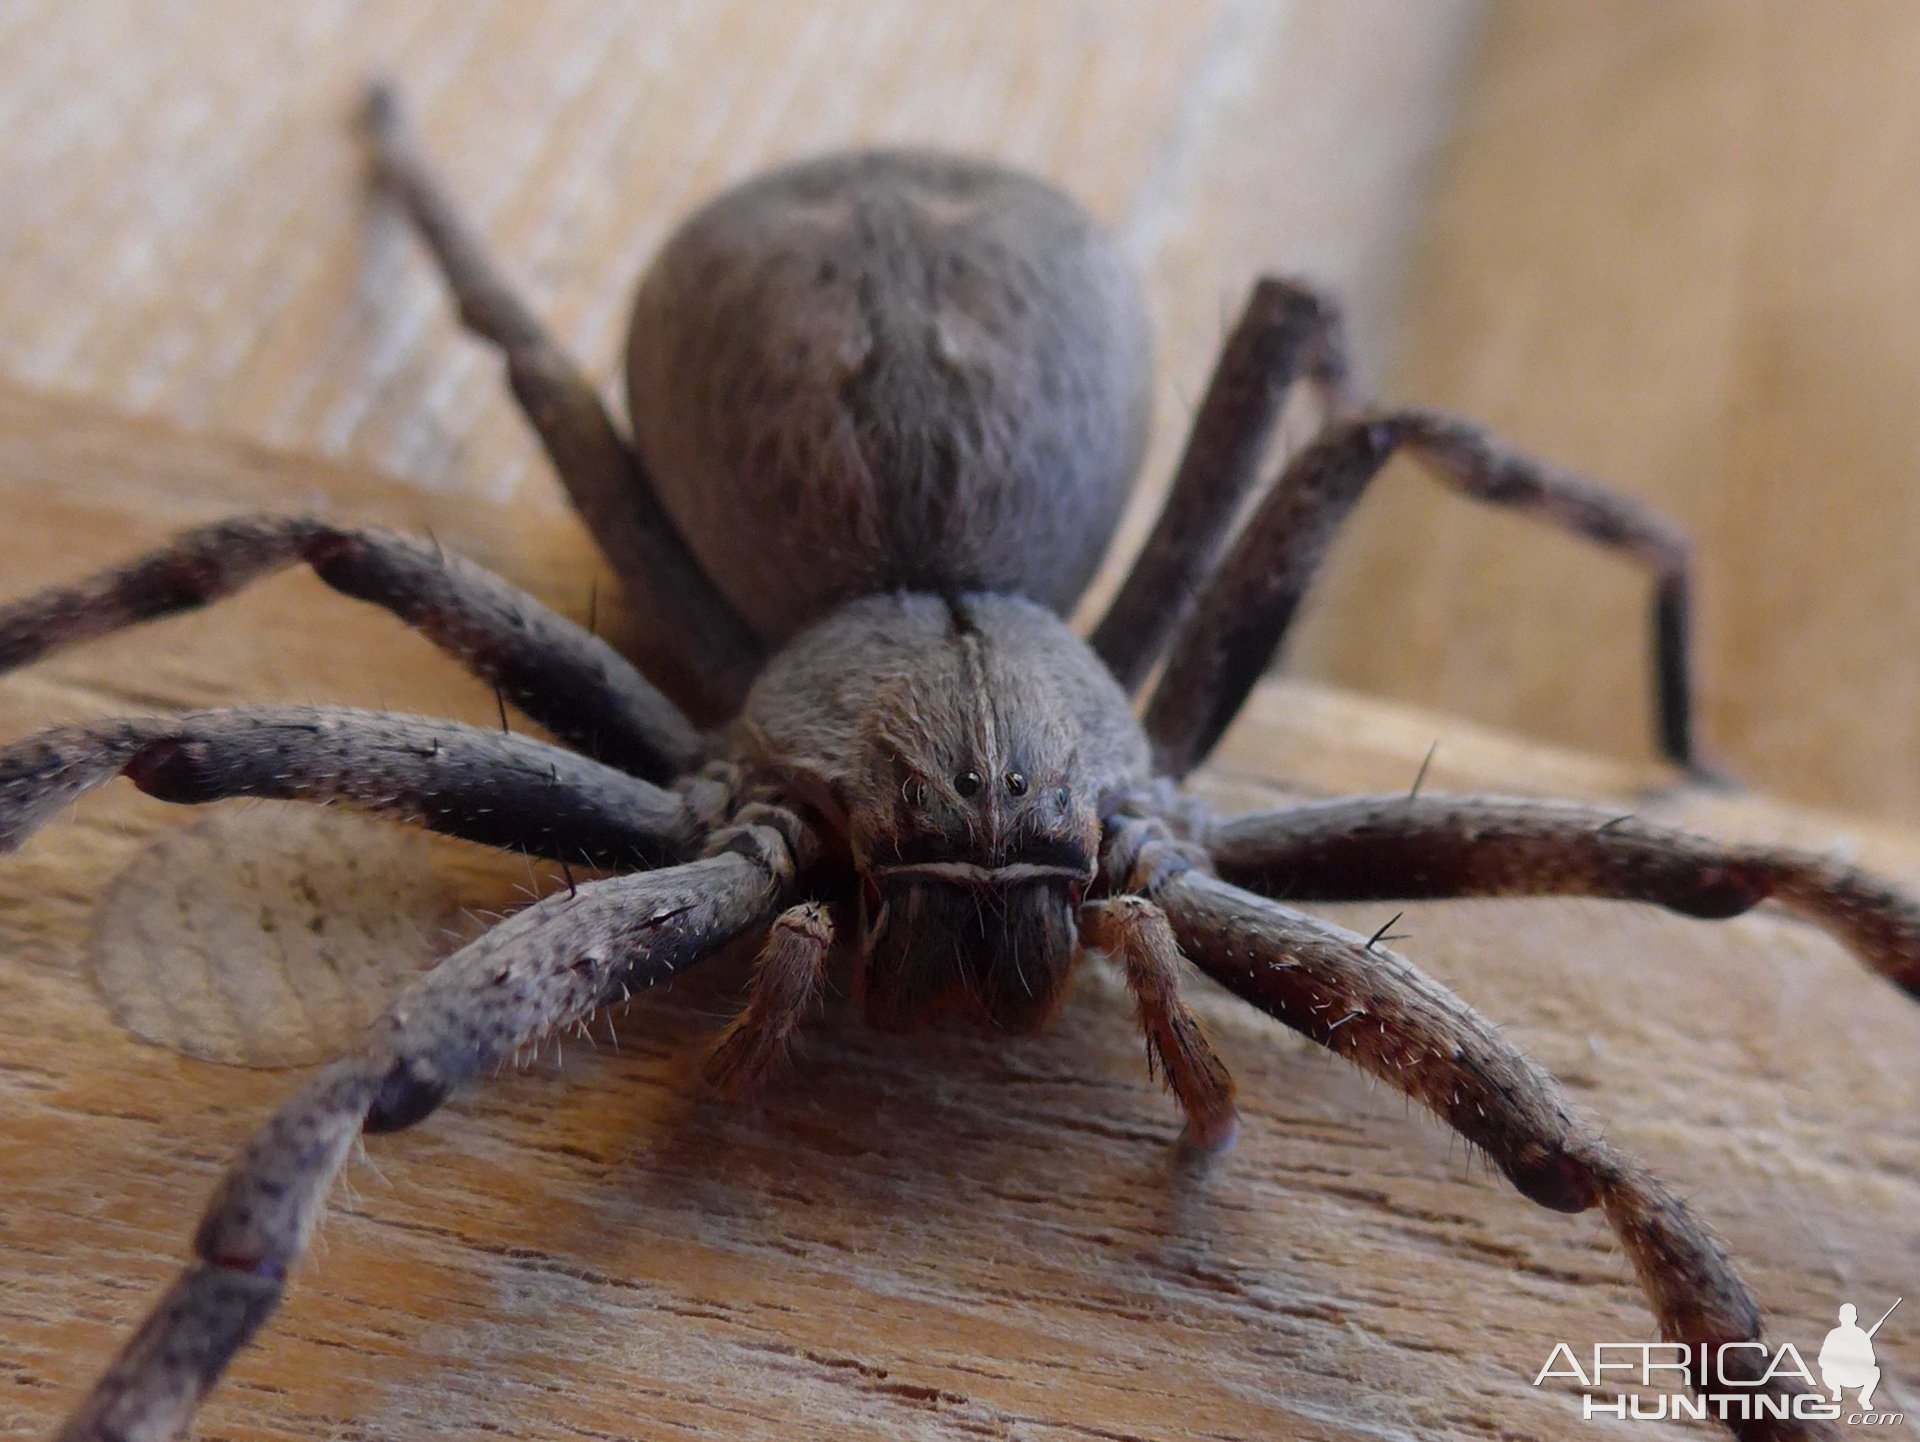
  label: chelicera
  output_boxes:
[5,81,1917,1440]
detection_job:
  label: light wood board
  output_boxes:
[0,0,1478,611]
[1296,0,1920,825]
[2,382,1914,1438]
[3,5,1919,1436]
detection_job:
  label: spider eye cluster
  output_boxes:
[949,768,1039,799]
[900,768,1067,808]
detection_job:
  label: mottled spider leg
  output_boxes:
[1092,277,1348,692]
[55,817,804,1442]
[1206,794,1920,997]
[1145,410,1703,779]
[1107,824,1822,1437]
[360,81,762,721]
[1080,895,1238,1150]
[0,706,698,869]
[0,514,699,779]
[705,901,832,1099]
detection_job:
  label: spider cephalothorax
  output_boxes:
[6,81,1918,1441]
[741,591,1132,1034]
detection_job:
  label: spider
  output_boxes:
[5,82,1917,1441]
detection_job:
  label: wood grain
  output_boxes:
[2,383,1915,1438]
[33,2,1920,827]
[1293,0,1920,826]
[5,7,1920,1436]
[0,1,1475,504]
[0,0,1482,664]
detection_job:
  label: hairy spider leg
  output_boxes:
[1093,276,1350,690]
[0,706,698,869]
[1144,405,1702,779]
[56,826,801,1442]
[362,82,762,720]
[0,515,698,779]
[1207,793,1920,997]
[1109,821,1822,1424]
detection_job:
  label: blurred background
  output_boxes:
[2,0,1918,821]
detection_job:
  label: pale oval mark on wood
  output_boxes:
[88,806,551,1068]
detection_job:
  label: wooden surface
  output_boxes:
[0,0,1477,594]
[2,383,1917,1437]
[5,4,1920,1438]
[1294,0,1920,825]
[15,0,1920,823]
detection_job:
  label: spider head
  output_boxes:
[844,616,1105,1033]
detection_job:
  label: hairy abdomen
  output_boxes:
[627,150,1152,642]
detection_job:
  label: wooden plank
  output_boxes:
[1292,0,1920,827]
[0,0,1483,617]
[2,382,1914,1438]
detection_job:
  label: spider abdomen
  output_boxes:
[627,150,1153,642]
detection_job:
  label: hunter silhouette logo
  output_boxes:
[1532,1297,1904,1426]
[1820,1300,1899,1411]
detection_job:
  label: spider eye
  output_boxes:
[903,777,930,808]
[954,769,983,797]
[1054,786,1071,809]
[1004,771,1028,796]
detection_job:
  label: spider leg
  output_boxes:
[0,705,698,868]
[1092,277,1348,691]
[705,901,832,1099]
[1080,895,1238,1150]
[1122,831,1818,1429]
[359,81,762,720]
[0,514,698,778]
[54,819,801,1442]
[1144,410,1703,779]
[1207,794,1920,998]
